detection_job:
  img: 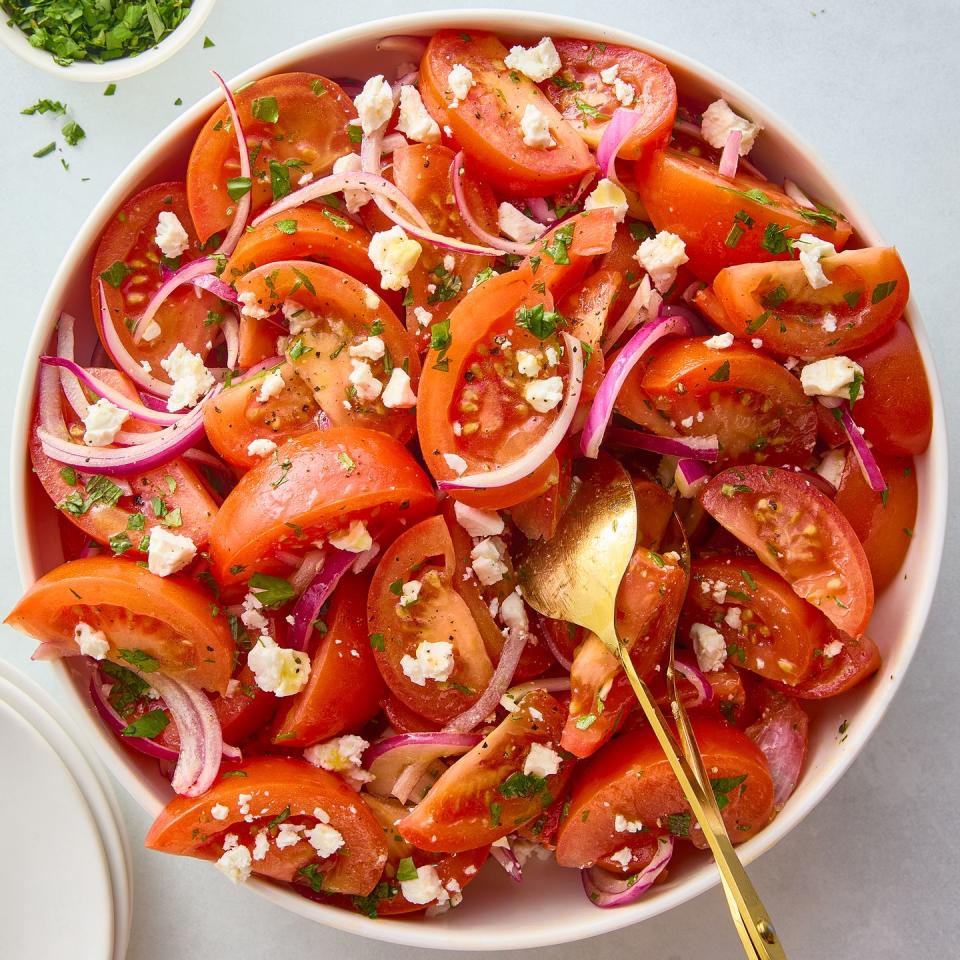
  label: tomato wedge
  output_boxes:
[701,465,874,636]
[556,718,774,867]
[210,427,436,584]
[770,633,881,699]
[6,557,234,692]
[634,150,852,281]
[399,689,571,852]
[187,74,356,242]
[419,31,595,197]
[145,757,388,895]
[707,247,910,359]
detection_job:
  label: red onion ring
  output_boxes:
[674,458,712,497]
[607,426,719,462]
[89,671,179,762]
[287,549,355,651]
[505,676,572,701]
[375,34,428,57]
[524,197,557,225]
[210,70,252,258]
[596,108,641,179]
[783,178,817,210]
[581,836,674,908]
[837,405,886,492]
[38,351,69,440]
[718,129,743,178]
[440,333,584,491]
[490,840,523,882]
[746,700,809,811]
[364,732,482,802]
[131,257,217,344]
[601,277,658,353]
[539,617,574,671]
[582,315,692,458]
[660,303,713,336]
[672,658,714,708]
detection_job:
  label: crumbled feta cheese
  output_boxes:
[700,99,763,156]
[74,622,109,659]
[799,356,864,398]
[413,306,433,328]
[503,36,561,82]
[545,345,559,366]
[524,742,562,778]
[470,537,508,586]
[500,692,520,713]
[443,452,468,476]
[381,367,417,408]
[499,590,528,635]
[524,376,564,413]
[816,447,847,489]
[792,233,837,290]
[724,607,742,630]
[397,84,441,143]
[216,844,252,884]
[614,814,644,833]
[822,311,838,334]
[161,343,215,413]
[401,864,447,905]
[399,579,422,607]
[637,231,689,293]
[354,74,394,135]
[711,580,728,604]
[304,735,369,776]
[823,639,844,659]
[348,359,383,401]
[211,803,230,821]
[349,335,386,362]
[497,202,543,244]
[253,368,283,403]
[609,847,633,869]
[751,338,764,349]
[363,288,379,310]
[520,103,556,149]
[583,178,629,223]
[81,398,128,447]
[306,822,345,858]
[400,640,455,686]
[282,299,320,335]
[248,635,310,696]
[251,831,269,861]
[147,526,197,577]
[222,833,239,851]
[331,152,370,213]
[704,332,734,350]
[454,502,504,537]
[613,78,636,107]
[241,592,269,632]
[690,622,727,673]
[154,211,190,259]
[246,438,278,459]
[275,822,305,850]
[298,170,314,186]
[141,320,161,342]
[238,289,271,320]
[368,225,422,290]
[329,519,373,553]
[515,349,543,378]
[447,64,475,106]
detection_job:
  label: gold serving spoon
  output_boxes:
[518,457,785,960]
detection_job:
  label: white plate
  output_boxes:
[0,662,131,960]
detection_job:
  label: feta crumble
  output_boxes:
[304,735,369,773]
[520,103,556,149]
[257,368,285,403]
[348,359,383,401]
[447,64,475,106]
[247,438,278,458]
[400,640,455,686]
[398,579,422,607]
[470,537,508,586]
[503,36,561,82]
[368,225,422,290]
[609,847,633,869]
[160,343,215,412]
[583,178,629,223]
[613,78,636,107]
[401,864,447,905]
[614,814,644,833]
[515,349,543,378]
[328,519,373,553]
[413,306,433,328]
[154,211,190,259]
[306,823,345,858]
[74,622,109,660]
[704,332,734,350]
[498,202,544,244]
[524,742,562,778]
[397,84,441,143]
[799,356,864,398]
[454,502,504,537]
[381,367,418,408]
[690,622,727,673]
[499,590,528,635]
[211,803,230,821]
[349,336,386,362]
[524,375,564,413]
[237,289,271,320]
[637,231,689,293]
[700,99,763,156]
[147,526,197,577]
[216,844,252,884]
[792,233,837,290]
[81,398,129,446]
[248,635,310,697]
[282,299,320,335]
[353,74,394,135]
[332,152,370,213]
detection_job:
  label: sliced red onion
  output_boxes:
[672,658,714,708]
[837,406,886,492]
[541,618,574,671]
[660,303,713,337]
[54,312,93,421]
[364,732,482,801]
[89,671,178,762]
[681,280,707,304]
[210,70,252,258]
[440,333,584,491]
[381,131,409,153]
[582,836,674,908]
[718,129,743,178]
[747,701,809,811]
[783,178,817,210]
[524,197,557,225]
[596,108,642,179]
[38,350,69,440]
[505,676,572,701]
[601,277,657,353]
[490,839,523,882]
[138,391,169,411]
[674,458,712,497]
[673,118,703,139]
[177,679,225,797]
[608,427,719,462]
[131,256,218,344]
[183,448,236,479]
[582,315,692,458]
[193,272,240,303]
[220,314,239,370]
[97,281,173,398]
[376,34,427,57]
[287,549,355,652]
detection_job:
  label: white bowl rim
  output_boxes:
[7,7,948,951]
[0,0,217,82]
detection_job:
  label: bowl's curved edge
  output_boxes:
[8,8,948,951]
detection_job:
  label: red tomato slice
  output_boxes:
[700,465,874,636]
[543,39,677,160]
[6,557,234,693]
[708,247,910,359]
[381,692,442,734]
[834,450,917,594]
[621,338,817,466]
[419,31,595,197]
[555,717,774,868]
[398,689,572,852]
[144,757,388,895]
[367,516,494,724]
[848,318,933,456]
[272,574,385,746]
[234,261,421,441]
[90,182,222,372]
[634,150,853,282]
[209,427,436,584]
[187,74,356,242]
[770,633,881,699]
[679,556,826,685]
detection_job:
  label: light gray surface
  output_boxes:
[0,2,957,958]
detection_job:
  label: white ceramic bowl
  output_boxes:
[0,0,216,82]
[9,9,948,951]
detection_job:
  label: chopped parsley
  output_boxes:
[543,222,575,264]
[516,303,563,340]
[322,208,353,231]
[118,648,160,673]
[226,176,252,201]
[871,280,897,304]
[121,709,169,739]
[396,856,419,882]
[710,774,747,810]
[499,772,547,799]
[251,96,279,124]
[708,360,731,382]
[274,218,298,235]
[761,223,791,255]
[100,260,132,288]
[248,573,295,608]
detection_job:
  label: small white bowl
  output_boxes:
[0,0,216,83]
[8,8,948,952]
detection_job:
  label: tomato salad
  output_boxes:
[7,30,931,917]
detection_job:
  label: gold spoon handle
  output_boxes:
[614,646,786,960]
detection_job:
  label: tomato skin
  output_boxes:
[368,516,494,724]
[210,427,436,584]
[419,31,595,197]
[91,182,222,371]
[770,633,881,699]
[848,318,932,456]
[701,465,874,636]
[272,575,385,746]
[145,757,388,895]
[834,450,917,594]
[6,557,234,693]
[544,40,676,160]
[398,689,571,852]
[634,150,852,282]
[679,556,825,685]
[187,74,356,242]
[556,718,774,868]
[708,247,910,360]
